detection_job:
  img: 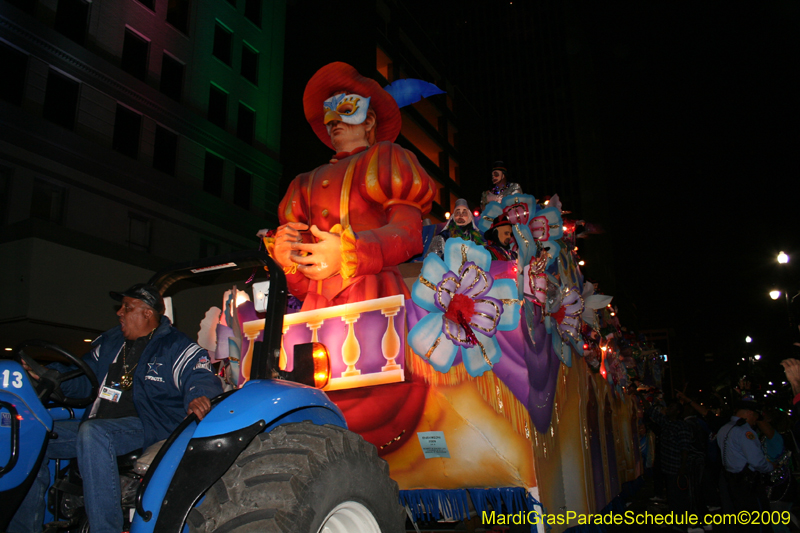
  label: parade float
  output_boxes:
[194,63,659,532]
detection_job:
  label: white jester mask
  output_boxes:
[323,93,371,129]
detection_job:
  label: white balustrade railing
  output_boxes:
[242,294,406,391]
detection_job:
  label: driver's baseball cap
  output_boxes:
[110,284,165,314]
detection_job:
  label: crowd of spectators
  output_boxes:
[638,358,800,533]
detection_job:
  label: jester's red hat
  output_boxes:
[303,62,402,150]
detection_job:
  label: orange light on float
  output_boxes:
[312,342,331,389]
[290,342,331,389]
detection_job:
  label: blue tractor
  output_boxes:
[0,251,404,532]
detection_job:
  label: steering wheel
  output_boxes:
[13,340,100,408]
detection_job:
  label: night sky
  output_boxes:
[283,1,799,397]
[574,2,800,393]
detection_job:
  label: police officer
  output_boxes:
[716,396,773,531]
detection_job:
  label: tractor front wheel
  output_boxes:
[186,422,404,533]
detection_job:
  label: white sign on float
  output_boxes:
[417,431,450,459]
[252,281,270,312]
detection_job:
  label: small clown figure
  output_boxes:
[425,198,485,259]
[480,161,522,210]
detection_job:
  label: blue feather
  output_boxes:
[384,79,445,108]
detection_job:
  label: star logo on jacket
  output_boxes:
[146,362,164,382]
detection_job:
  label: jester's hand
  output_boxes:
[272,222,309,271]
[292,225,342,281]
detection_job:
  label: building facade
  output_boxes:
[0,0,286,352]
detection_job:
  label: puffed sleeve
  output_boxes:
[348,143,435,277]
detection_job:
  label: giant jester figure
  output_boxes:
[266,62,435,311]
[255,62,437,459]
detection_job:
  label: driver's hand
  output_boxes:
[20,359,40,381]
[187,396,212,420]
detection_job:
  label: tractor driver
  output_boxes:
[9,284,223,533]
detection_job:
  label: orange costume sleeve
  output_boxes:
[348,142,435,276]
[277,142,435,308]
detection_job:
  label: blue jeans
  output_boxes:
[8,417,144,533]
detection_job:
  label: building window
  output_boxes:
[204,152,224,197]
[54,0,90,45]
[233,168,251,209]
[208,84,227,129]
[212,22,232,65]
[113,104,142,159]
[376,47,392,81]
[244,0,261,27]
[127,213,150,252]
[241,43,258,85]
[237,103,255,144]
[30,178,66,224]
[166,0,190,33]
[153,125,178,175]
[0,42,28,106]
[160,53,184,101]
[43,69,79,130]
[121,28,149,81]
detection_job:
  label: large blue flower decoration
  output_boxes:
[409,238,521,377]
[543,284,585,367]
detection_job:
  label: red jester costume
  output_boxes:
[267,62,435,453]
[277,62,435,311]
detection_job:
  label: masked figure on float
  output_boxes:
[425,198,485,259]
[257,62,437,454]
[480,161,522,210]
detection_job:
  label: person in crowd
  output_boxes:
[676,390,722,515]
[258,62,435,312]
[716,396,773,532]
[677,393,712,526]
[10,284,223,533]
[480,161,522,210]
[483,214,517,261]
[646,400,698,531]
[425,198,485,259]
[757,408,796,533]
[780,358,800,409]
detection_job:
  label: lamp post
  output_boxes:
[773,251,796,332]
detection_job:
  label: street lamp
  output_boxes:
[754,354,762,361]
[745,336,752,343]
[778,251,789,264]
[770,290,782,300]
